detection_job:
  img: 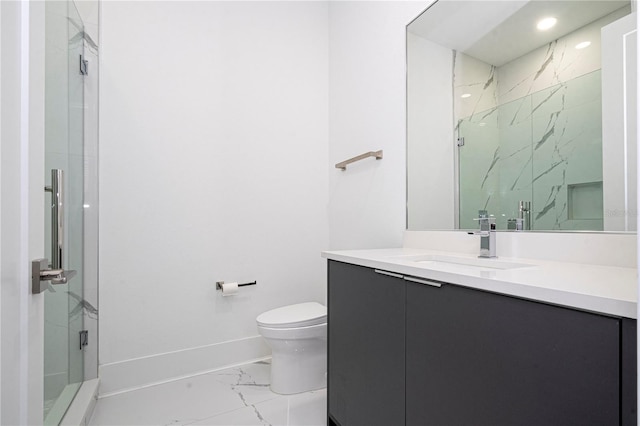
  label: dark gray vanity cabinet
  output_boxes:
[327,259,637,426]
[406,280,624,426]
[328,261,406,426]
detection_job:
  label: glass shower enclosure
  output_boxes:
[44,1,99,424]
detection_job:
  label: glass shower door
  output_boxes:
[43,1,86,423]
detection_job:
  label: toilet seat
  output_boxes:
[257,302,326,328]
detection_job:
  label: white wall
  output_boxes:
[406,32,455,230]
[328,1,432,250]
[603,13,638,232]
[1,1,46,423]
[99,0,435,393]
[99,1,329,394]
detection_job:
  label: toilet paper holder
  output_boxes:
[216,280,257,290]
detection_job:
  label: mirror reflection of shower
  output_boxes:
[406,0,637,232]
[457,70,604,231]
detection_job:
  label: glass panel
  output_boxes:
[81,5,100,384]
[44,1,85,424]
[458,111,501,230]
[458,71,603,231]
[531,71,603,230]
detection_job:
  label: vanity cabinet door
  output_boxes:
[406,281,620,426]
[328,261,405,426]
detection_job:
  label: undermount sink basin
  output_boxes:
[393,254,535,270]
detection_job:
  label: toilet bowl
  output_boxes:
[256,302,327,395]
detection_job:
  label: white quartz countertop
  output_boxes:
[322,248,638,319]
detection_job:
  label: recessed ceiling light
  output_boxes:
[461,93,471,98]
[479,122,486,127]
[536,17,557,31]
[575,41,591,49]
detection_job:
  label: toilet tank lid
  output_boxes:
[257,302,327,328]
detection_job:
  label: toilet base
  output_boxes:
[269,341,327,395]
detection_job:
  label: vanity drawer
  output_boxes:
[328,261,405,426]
[406,280,623,426]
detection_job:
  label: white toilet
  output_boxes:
[256,302,327,395]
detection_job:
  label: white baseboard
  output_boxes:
[98,335,270,397]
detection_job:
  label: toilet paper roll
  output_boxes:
[221,282,239,296]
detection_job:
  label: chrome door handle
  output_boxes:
[50,269,77,285]
[31,258,77,294]
[36,169,76,293]
[45,169,64,269]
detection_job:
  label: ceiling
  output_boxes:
[408,0,630,66]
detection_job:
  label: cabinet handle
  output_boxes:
[374,269,404,279]
[404,276,442,288]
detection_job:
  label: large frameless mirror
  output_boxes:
[407,0,637,232]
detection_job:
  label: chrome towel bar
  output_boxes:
[335,150,383,170]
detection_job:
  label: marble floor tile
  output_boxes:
[189,389,326,426]
[209,362,279,408]
[89,361,327,426]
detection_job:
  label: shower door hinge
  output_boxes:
[79,54,88,76]
[457,137,465,147]
[79,330,89,350]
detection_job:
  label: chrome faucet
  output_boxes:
[518,201,531,231]
[468,210,497,258]
[507,201,531,231]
